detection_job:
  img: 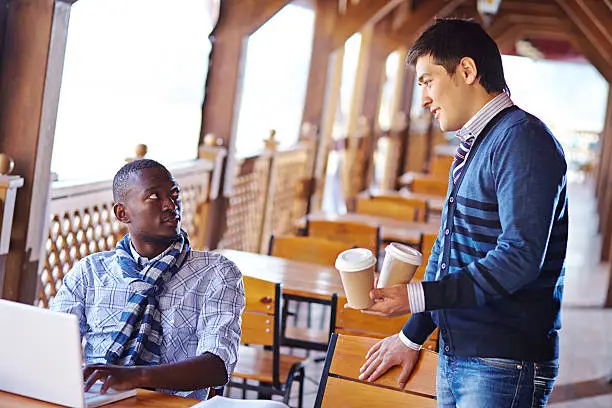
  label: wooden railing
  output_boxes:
[37,153,224,308]
[219,136,315,254]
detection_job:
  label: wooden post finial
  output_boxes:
[0,153,15,175]
[135,144,148,159]
[264,129,279,150]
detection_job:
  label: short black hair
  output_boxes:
[407,18,509,94]
[112,159,170,202]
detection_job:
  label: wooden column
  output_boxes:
[355,19,399,191]
[597,91,612,223]
[0,0,75,302]
[600,91,612,262]
[303,0,404,211]
[199,0,290,249]
[397,65,416,184]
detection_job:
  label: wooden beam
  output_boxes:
[566,29,612,83]
[499,0,565,17]
[556,0,612,78]
[489,13,571,40]
[302,0,401,133]
[597,91,612,219]
[354,17,400,191]
[332,0,405,48]
[0,0,71,301]
[573,0,612,48]
[199,0,290,249]
[392,0,467,46]
[600,91,612,263]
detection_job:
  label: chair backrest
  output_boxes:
[430,155,453,177]
[334,296,408,338]
[314,334,438,408]
[242,275,281,348]
[241,275,282,385]
[306,220,380,259]
[268,235,353,267]
[414,232,438,281]
[355,197,416,222]
[362,194,429,222]
[410,176,448,197]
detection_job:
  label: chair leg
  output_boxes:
[242,378,247,399]
[292,301,301,327]
[298,366,305,408]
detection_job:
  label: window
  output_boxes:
[52,0,215,182]
[378,50,401,130]
[233,4,315,157]
[331,32,362,140]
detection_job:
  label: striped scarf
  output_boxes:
[105,231,190,366]
[452,136,475,184]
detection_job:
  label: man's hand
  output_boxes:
[359,334,420,388]
[83,364,146,394]
[360,285,411,317]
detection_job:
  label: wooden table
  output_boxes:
[219,249,344,301]
[219,249,344,351]
[0,389,199,407]
[295,213,441,246]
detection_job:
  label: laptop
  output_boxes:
[0,299,137,407]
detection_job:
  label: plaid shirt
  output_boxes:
[51,249,244,400]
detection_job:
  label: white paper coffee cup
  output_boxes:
[335,248,377,309]
[377,243,422,288]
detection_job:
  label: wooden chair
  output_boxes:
[268,235,351,351]
[362,194,429,222]
[334,295,439,351]
[268,235,352,267]
[314,334,438,408]
[334,295,408,339]
[355,197,417,222]
[410,176,448,197]
[230,276,306,407]
[430,155,453,178]
[414,232,439,281]
[306,219,381,261]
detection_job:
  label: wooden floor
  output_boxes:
[228,179,612,407]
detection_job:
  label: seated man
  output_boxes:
[51,159,244,400]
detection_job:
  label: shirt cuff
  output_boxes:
[398,331,422,351]
[407,281,425,314]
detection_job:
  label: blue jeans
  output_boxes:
[436,352,558,407]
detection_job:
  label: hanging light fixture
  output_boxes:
[477,0,502,15]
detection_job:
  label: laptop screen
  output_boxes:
[0,299,86,407]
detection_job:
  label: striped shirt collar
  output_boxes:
[456,92,514,142]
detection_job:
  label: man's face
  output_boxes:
[416,55,472,132]
[120,167,182,244]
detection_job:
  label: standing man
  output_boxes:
[52,159,244,400]
[359,19,567,407]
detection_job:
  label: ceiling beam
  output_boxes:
[331,0,405,48]
[556,0,612,79]
[391,0,468,46]
[573,0,612,48]
[498,0,565,17]
[489,12,571,40]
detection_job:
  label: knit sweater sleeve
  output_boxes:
[422,120,567,310]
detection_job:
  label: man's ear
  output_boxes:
[113,202,129,224]
[458,57,478,85]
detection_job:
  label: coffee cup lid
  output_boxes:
[335,248,377,272]
[385,243,422,265]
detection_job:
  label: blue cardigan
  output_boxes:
[403,106,568,362]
